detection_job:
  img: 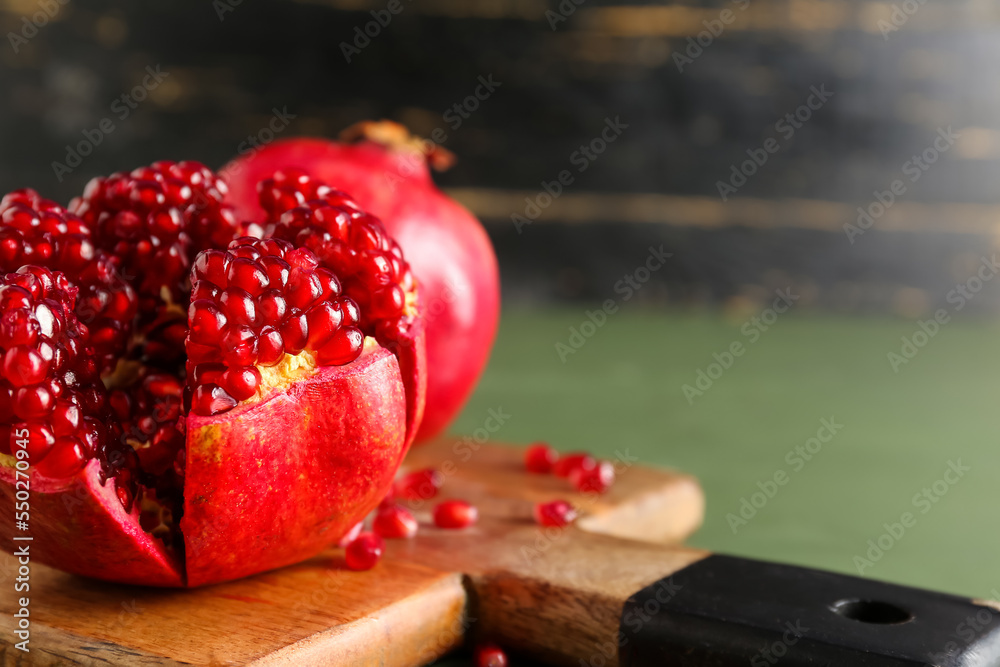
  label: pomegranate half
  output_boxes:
[221,121,500,442]
[0,164,425,587]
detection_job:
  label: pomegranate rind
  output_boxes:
[221,133,500,443]
[0,460,184,586]
[181,343,408,587]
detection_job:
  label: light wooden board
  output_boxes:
[0,440,704,665]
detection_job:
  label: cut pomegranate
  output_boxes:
[553,452,596,478]
[221,121,500,442]
[373,504,418,539]
[433,499,478,529]
[395,467,443,501]
[0,167,426,587]
[475,644,509,667]
[533,500,578,528]
[345,532,385,571]
[524,441,558,474]
[570,460,616,494]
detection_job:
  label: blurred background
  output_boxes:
[3,0,1000,659]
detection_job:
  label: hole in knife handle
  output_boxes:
[830,599,914,625]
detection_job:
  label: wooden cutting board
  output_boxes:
[0,440,704,665]
[4,440,999,666]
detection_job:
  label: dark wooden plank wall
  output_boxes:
[1,0,997,312]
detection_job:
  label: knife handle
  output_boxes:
[444,525,1000,666]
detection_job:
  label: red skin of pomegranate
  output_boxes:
[221,127,500,442]
[0,341,417,587]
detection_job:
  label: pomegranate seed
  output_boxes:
[345,532,384,571]
[524,442,558,474]
[534,500,578,527]
[433,500,478,529]
[553,452,596,478]
[191,384,238,416]
[35,436,87,478]
[3,345,49,386]
[570,460,616,494]
[475,644,508,667]
[222,366,262,401]
[315,327,363,365]
[373,505,418,539]
[395,468,443,500]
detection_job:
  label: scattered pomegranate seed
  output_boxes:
[433,499,478,529]
[533,500,578,527]
[373,504,418,539]
[475,643,508,667]
[395,468,443,500]
[345,532,384,571]
[524,441,558,474]
[570,460,616,494]
[553,452,596,478]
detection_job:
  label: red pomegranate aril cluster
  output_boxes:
[257,171,415,342]
[373,504,418,539]
[433,499,478,529]
[0,266,106,479]
[345,532,385,571]
[525,443,616,495]
[187,237,364,416]
[70,161,239,317]
[0,190,137,373]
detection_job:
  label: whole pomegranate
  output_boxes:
[0,164,425,587]
[221,121,500,442]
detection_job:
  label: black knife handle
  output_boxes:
[620,554,1000,666]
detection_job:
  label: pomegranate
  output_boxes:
[0,162,426,587]
[221,120,500,442]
